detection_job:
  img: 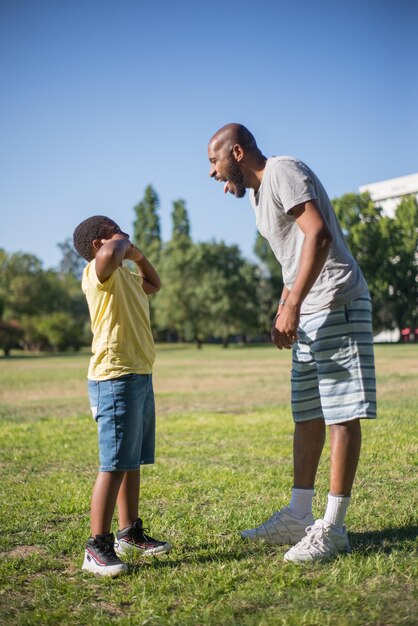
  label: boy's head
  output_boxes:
[73,215,124,261]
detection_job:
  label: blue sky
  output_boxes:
[1,0,417,269]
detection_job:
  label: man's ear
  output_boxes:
[232,143,244,162]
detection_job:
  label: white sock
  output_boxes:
[324,494,350,530]
[288,488,314,519]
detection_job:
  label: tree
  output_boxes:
[0,251,43,317]
[332,192,392,331]
[253,232,283,334]
[0,249,90,352]
[132,185,163,327]
[154,200,195,342]
[333,192,418,334]
[0,319,24,356]
[191,241,260,347]
[132,185,162,264]
[36,312,84,351]
[6,271,71,318]
[57,238,86,279]
[384,195,418,331]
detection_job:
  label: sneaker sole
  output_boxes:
[241,530,306,545]
[115,541,172,557]
[283,543,352,563]
[82,555,128,577]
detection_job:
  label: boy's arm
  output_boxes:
[95,236,131,283]
[124,244,161,294]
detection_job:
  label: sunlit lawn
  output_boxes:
[0,344,417,625]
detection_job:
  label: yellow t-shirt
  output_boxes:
[82,261,155,380]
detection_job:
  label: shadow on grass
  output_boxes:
[125,527,418,571]
[350,525,418,553]
[128,542,273,572]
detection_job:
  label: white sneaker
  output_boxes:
[241,507,314,545]
[284,519,351,563]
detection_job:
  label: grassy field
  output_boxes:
[0,344,417,625]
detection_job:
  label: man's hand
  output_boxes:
[271,303,300,350]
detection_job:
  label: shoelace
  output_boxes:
[132,523,157,543]
[101,542,118,559]
[296,524,327,549]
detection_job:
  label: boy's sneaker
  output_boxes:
[241,506,314,545]
[82,533,128,577]
[284,519,351,563]
[114,518,172,556]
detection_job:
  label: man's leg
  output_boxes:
[241,418,325,544]
[293,418,326,489]
[283,420,360,563]
[287,418,325,518]
[320,418,362,530]
[329,418,362,496]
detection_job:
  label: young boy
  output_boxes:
[73,215,171,577]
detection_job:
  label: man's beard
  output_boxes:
[226,158,246,198]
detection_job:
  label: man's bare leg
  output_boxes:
[293,418,326,489]
[329,419,362,495]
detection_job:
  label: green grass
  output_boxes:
[0,344,417,625]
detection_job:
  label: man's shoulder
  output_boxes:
[267,156,309,172]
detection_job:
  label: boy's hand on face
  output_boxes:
[124,243,144,263]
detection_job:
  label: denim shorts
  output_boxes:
[88,373,155,472]
[291,297,377,425]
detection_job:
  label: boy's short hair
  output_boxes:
[73,215,116,261]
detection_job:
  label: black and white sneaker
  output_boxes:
[82,533,128,577]
[114,519,172,556]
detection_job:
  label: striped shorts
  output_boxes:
[291,297,377,425]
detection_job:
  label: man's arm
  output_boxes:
[272,200,332,349]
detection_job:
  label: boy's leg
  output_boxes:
[91,470,125,536]
[117,469,140,530]
[114,465,171,556]
[83,470,129,576]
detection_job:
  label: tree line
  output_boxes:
[0,186,416,354]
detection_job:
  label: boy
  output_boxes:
[73,215,171,576]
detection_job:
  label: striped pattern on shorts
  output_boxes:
[291,296,377,425]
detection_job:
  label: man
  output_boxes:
[207,123,376,563]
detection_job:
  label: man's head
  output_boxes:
[73,215,128,261]
[208,123,264,197]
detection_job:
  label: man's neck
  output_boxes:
[251,154,268,193]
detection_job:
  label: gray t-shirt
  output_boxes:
[249,156,368,314]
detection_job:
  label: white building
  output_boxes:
[359,172,418,217]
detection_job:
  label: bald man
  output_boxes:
[208,124,376,563]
